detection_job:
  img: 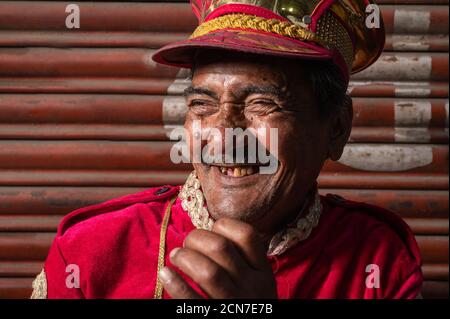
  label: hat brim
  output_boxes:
[152,28,340,72]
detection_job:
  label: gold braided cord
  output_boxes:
[190,13,325,46]
[153,195,177,299]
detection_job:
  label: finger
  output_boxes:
[170,247,237,298]
[212,218,269,270]
[159,266,202,299]
[183,229,249,279]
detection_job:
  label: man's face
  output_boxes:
[184,53,340,234]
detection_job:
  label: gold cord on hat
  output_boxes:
[190,13,354,72]
[191,13,324,46]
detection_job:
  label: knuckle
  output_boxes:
[212,218,228,231]
[200,264,222,284]
[183,234,194,248]
[208,236,231,254]
[170,248,184,263]
[184,229,203,247]
[237,225,257,244]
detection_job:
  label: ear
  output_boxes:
[328,96,353,161]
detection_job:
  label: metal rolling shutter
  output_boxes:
[0,0,448,298]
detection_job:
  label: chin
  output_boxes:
[194,162,280,222]
[202,182,277,224]
[207,196,269,222]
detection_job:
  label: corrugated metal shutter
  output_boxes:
[0,0,448,299]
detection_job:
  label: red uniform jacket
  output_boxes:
[42,185,423,299]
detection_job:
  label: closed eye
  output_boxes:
[246,99,282,115]
[187,99,219,116]
[188,99,208,106]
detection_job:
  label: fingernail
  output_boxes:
[158,267,172,284]
[170,247,180,260]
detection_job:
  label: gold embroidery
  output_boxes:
[191,13,322,45]
[190,13,354,71]
[30,269,47,299]
[154,195,177,299]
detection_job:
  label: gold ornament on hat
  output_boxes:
[190,0,384,74]
[197,0,321,22]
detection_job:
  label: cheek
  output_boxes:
[185,114,221,161]
[184,114,205,157]
[183,118,194,156]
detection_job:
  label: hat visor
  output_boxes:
[152,28,336,69]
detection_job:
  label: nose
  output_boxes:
[209,103,248,148]
[199,107,243,163]
[216,102,247,130]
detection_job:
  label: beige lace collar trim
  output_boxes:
[179,171,322,256]
[30,269,47,299]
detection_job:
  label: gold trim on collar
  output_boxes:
[179,171,322,256]
[179,171,214,231]
[30,269,47,299]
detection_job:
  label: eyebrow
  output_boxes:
[238,85,285,99]
[184,86,219,100]
[184,85,285,100]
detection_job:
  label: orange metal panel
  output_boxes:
[1,49,447,80]
[0,261,43,277]
[349,82,449,98]
[322,189,449,218]
[0,48,181,77]
[0,186,145,215]
[0,2,196,32]
[0,3,448,34]
[421,281,449,299]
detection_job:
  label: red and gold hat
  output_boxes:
[152,0,385,83]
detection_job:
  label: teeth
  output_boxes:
[218,166,257,177]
